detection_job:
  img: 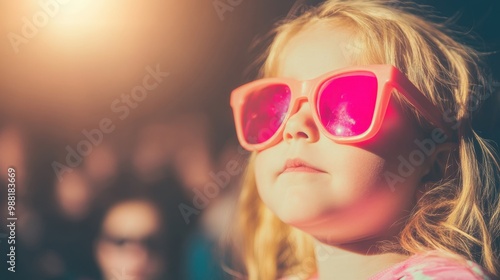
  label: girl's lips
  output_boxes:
[281,158,325,173]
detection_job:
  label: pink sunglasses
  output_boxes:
[230,64,451,151]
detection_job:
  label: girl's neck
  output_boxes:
[314,240,409,280]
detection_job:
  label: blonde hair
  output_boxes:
[230,1,500,279]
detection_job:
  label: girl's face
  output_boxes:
[254,22,431,245]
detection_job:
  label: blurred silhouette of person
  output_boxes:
[131,112,214,189]
[0,124,27,194]
[84,143,119,188]
[55,170,93,222]
[180,139,247,280]
[94,195,169,280]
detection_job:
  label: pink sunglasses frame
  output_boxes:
[230,64,451,151]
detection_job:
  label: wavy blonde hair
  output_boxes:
[229,1,500,279]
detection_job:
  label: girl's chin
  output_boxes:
[277,211,334,232]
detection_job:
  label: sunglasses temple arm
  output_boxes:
[391,77,454,140]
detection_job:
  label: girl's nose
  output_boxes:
[283,101,320,144]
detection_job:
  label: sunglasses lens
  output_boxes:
[318,74,378,137]
[242,84,291,144]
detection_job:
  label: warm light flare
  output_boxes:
[47,1,108,28]
[0,0,221,126]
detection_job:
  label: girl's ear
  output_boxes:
[417,142,458,198]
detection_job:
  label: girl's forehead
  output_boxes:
[276,22,358,80]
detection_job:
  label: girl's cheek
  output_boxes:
[254,151,274,193]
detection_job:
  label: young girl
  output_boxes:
[228,0,500,279]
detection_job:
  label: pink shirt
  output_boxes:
[296,252,492,280]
